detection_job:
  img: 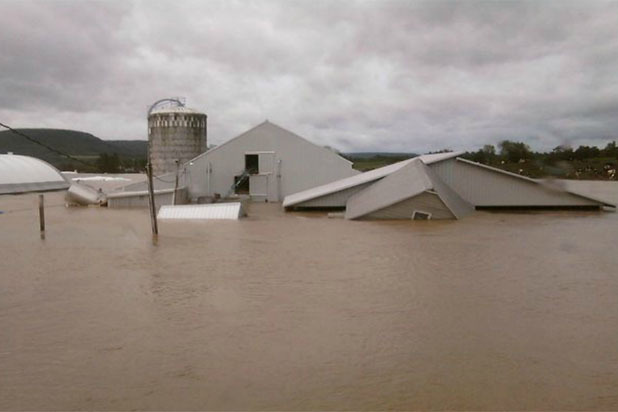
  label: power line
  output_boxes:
[0,121,94,167]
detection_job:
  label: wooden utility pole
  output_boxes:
[172,159,180,205]
[146,162,158,241]
[38,194,45,240]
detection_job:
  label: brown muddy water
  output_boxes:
[1,183,618,410]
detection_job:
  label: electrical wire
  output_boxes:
[153,169,186,184]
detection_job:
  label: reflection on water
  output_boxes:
[1,184,617,410]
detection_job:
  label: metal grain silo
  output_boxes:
[148,101,207,175]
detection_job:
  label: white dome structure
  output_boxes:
[0,154,69,195]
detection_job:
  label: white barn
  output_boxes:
[283,152,615,219]
[184,121,359,202]
[111,120,359,206]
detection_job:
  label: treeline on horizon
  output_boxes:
[459,140,618,180]
[346,139,618,179]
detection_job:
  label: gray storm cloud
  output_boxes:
[1,0,617,153]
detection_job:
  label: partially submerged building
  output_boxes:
[0,153,69,194]
[184,121,359,202]
[0,153,70,237]
[283,152,615,219]
[111,120,359,206]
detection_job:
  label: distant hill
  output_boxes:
[0,128,147,169]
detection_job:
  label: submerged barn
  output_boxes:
[184,121,359,202]
[283,152,614,219]
[111,120,358,206]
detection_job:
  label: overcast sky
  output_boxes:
[1,0,617,153]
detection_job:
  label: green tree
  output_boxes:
[499,140,532,163]
[96,153,121,173]
[603,141,617,157]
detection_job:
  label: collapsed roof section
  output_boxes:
[282,152,463,209]
[283,152,615,220]
[345,158,474,220]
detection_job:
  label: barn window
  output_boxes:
[245,154,259,174]
[412,210,432,220]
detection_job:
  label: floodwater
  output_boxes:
[1,182,618,410]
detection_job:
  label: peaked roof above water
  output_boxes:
[345,158,474,220]
[0,154,69,195]
[282,151,463,208]
[190,120,354,166]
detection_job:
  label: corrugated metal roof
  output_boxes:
[417,151,465,164]
[282,151,463,208]
[424,164,475,218]
[0,154,69,195]
[345,159,473,220]
[189,120,355,167]
[455,158,615,208]
[158,203,246,220]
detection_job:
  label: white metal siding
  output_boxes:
[158,203,243,220]
[294,182,373,208]
[430,159,599,207]
[249,174,268,197]
[363,192,455,220]
[344,159,473,220]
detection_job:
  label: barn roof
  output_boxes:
[283,151,463,208]
[345,158,474,220]
[189,120,354,166]
[0,154,69,195]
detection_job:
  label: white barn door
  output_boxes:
[247,151,276,202]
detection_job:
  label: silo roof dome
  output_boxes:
[149,106,205,115]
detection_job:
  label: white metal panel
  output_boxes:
[258,152,275,174]
[294,182,373,208]
[430,158,606,207]
[158,203,245,220]
[345,159,473,220]
[0,154,69,194]
[66,183,105,205]
[249,174,268,197]
[282,152,463,209]
[363,192,455,220]
[345,159,431,219]
[416,151,464,165]
[283,158,415,208]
